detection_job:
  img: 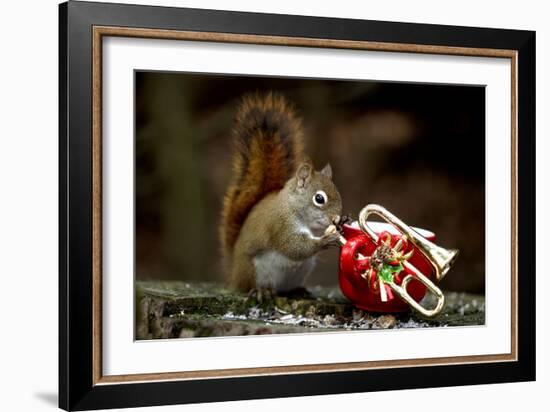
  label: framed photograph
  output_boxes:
[59,1,535,410]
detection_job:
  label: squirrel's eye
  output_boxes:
[313,190,328,207]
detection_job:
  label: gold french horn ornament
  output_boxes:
[335,204,459,317]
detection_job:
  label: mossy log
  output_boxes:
[136,281,485,339]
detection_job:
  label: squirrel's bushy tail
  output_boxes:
[221,92,304,258]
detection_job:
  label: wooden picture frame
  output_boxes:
[59,1,535,410]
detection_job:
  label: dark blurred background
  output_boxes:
[135,71,485,294]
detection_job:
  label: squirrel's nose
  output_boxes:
[332,215,341,225]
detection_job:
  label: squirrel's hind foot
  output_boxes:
[246,287,276,305]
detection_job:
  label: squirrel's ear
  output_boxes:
[320,163,332,179]
[296,163,313,189]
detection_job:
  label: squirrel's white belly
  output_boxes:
[253,250,316,292]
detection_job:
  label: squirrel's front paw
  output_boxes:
[321,225,341,248]
[324,224,338,235]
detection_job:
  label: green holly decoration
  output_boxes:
[378,262,404,284]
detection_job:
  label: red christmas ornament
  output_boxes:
[338,222,436,313]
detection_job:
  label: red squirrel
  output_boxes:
[220,93,342,294]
